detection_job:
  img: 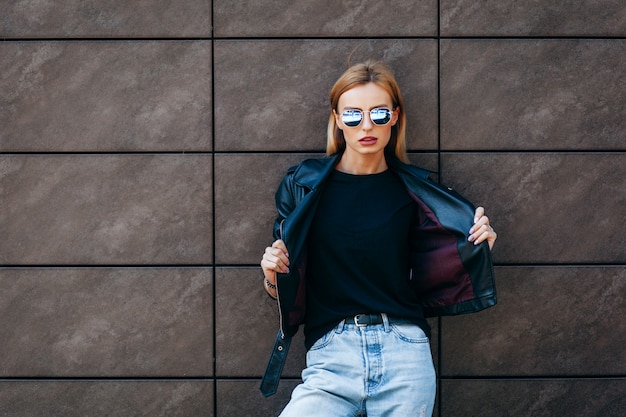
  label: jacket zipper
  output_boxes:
[276,219,286,339]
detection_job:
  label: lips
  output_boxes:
[359,136,378,145]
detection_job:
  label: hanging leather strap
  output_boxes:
[259,330,292,397]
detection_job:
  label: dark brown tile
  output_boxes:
[0,268,213,377]
[0,41,211,152]
[408,152,439,174]
[214,0,437,37]
[214,40,438,152]
[0,1,211,38]
[217,379,299,417]
[0,381,213,417]
[441,0,626,36]
[440,40,626,150]
[441,379,626,417]
[440,153,626,264]
[0,155,212,265]
[441,266,626,376]
[215,267,306,378]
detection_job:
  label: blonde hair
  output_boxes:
[326,60,408,163]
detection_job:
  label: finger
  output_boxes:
[470,226,497,249]
[272,239,289,257]
[469,215,490,235]
[472,229,491,245]
[474,206,485,224]
[488,229,497,249]
[468,223,491,242]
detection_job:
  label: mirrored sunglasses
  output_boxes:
[340,107,393,127]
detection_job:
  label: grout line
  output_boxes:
[1,149,623,156]
[1,263,624,269]
[2,36,625,42]
[2,375,623,382]
[210,1,219,415]
[436,3,444,416]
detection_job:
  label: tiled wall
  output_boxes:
[1,1,624,416]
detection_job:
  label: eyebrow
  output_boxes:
[341,104,391,111]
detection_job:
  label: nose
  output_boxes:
[361,113,374,130]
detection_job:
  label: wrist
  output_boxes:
[263,277,278,299]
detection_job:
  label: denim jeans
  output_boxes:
[279,314,436,417]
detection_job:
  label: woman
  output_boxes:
[260,61,497,416]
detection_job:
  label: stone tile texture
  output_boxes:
[441,40,626,150]
[0,381,214,417]
[0,155,212,265]
[441,379,626,417]
[214,0,437,37]
[0,1,211,38]
[0,268,213,377]
[441,0,626,36]
[1,0,624,416]
[0,41,212,152]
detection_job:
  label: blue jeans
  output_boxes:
[279,314,436,417]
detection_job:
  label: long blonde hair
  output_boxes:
[326,60,408,163]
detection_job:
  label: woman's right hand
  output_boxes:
[260,239,290,298]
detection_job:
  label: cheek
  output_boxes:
[342,129,356,141]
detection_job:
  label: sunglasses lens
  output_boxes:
[370,108,392,125]
[341,110,363,127]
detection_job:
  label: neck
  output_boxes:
[336,152,388,175]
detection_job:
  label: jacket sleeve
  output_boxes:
[272,167,298,241]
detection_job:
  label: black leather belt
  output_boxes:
[350,313,411,327]
[352,313,385,326]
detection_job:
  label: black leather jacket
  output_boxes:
[260,152,496,397]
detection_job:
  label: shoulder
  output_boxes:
[386,156,432,181]
[283,154,341,188]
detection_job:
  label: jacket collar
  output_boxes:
[290,151,432,190]
[290,153,342,190]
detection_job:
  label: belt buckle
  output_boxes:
[354,314,368,327]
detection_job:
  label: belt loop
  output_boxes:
[381,313,390,332]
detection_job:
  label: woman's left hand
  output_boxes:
[469,206,497,250]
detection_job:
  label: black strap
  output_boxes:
[259,330,292,397]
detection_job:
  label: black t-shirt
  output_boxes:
[304,169,430,349]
